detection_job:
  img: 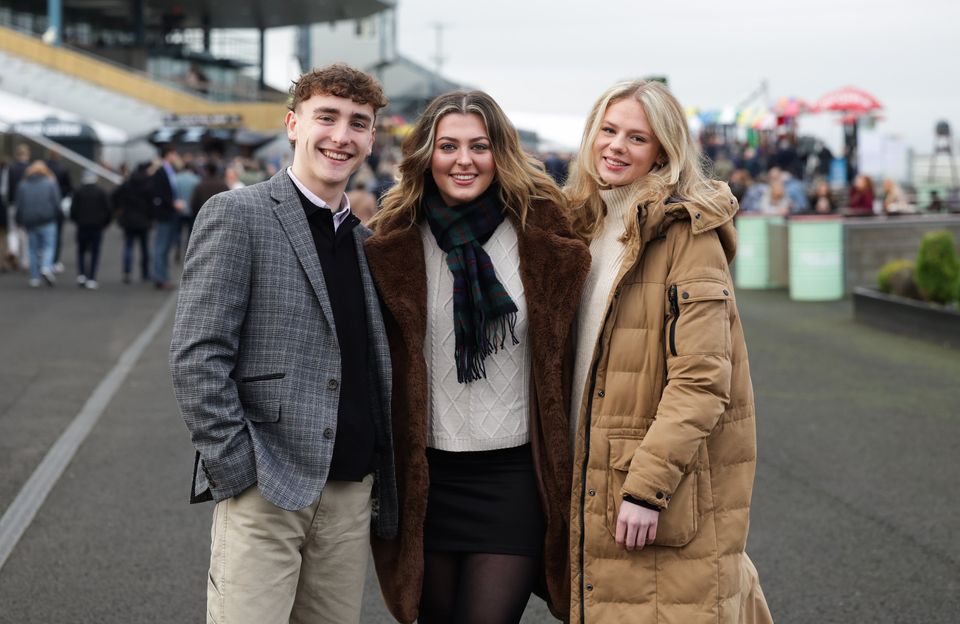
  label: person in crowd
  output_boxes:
[170,63,397,624]
[364,90,589,624]
[564,79,771,624]
[45,149,73,274]
[69,171,112,289]
[14,161,61,287]
[809,178,837,214]
[543,151,570,185]
[881,178,912,215]
[345,184,378,225]
[371,156,399,208]
[759,178,792,215]
[224,166,246,190]
[113,162,153,284]
[927,189,945,213]
[174,161,201,258]
[738,172,767,213]
[150,147,185,289]
[6,144,31,207]
[189,162,230,218]
[727,169,752,204]
[846,174,874,216]
[5,150,31,271]
[784,176,808,213]
[0,160,9,273]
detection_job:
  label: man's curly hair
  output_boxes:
[288,63,388,114]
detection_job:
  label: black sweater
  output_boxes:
[296,188,375,482]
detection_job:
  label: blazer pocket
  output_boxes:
[237,379,282,423]
[239,372,286,383]
[606,437,700,548]
[243,399,280,423]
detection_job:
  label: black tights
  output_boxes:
[418,551,539,624]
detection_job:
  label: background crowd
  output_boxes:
[1,120,955,292]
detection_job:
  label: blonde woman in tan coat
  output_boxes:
[565,80,773,623]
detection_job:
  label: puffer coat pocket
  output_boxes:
[665,280,733,357]
[606,436,700,547]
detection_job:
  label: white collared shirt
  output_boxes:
[286,167,352,231]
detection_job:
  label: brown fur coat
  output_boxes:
[364,199,590,623]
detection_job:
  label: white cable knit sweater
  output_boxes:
[570,180,646,438]
[420,219,531,451]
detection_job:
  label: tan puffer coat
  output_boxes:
[570,185,772,623]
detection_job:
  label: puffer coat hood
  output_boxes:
[570,182,772,623]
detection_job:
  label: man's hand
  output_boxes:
[174,199,187,213]
[615,499,659,550]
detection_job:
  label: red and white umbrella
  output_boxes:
[812,86,883,115]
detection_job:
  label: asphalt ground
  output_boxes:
[1,223,958,623]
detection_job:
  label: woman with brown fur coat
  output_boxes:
[565,80,773,623]
[365,91,589,623]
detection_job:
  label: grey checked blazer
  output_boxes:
[169,171,397,538]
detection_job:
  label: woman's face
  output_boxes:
[430,113,495,206]
[592,98,663,187]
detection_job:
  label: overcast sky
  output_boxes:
[271,0,957,153]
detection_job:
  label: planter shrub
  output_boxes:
[915,230,960,304]
[876,259,919,299]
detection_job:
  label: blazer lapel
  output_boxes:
[353,224,392,391]
[269,174,336,330]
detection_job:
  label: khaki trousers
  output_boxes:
[207,475,373,624]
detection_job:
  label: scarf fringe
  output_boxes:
[455,311,519,384]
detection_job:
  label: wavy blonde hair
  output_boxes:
[565,80,726,242]
[369,90,565,229]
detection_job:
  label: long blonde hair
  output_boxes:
[565,80,725,242]
[370,90,565,229]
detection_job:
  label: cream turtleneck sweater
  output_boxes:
[570,179,646,441]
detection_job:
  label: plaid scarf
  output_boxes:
[424,182,519,383]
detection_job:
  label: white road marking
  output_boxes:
[0,294,177,571]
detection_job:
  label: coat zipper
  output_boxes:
[668,284,680,357]
[578,288,619,624]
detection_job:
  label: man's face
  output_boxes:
[285,93,376,199]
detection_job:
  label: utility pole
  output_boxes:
[429,21,447,97]
[430,22,446,75]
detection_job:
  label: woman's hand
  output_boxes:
[615,500,659,550]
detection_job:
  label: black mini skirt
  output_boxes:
[423,443,545,557]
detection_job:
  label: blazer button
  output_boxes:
[586,583,594,591]
[327,379,338,390]
[723,289,730,296]
[323,427,335,439]
[588,488,596,496]
[655,491,664,499]
[597,390,605,398]
[681,291,689,300]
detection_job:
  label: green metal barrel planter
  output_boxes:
[788,216,844,301]
[735,215,787,289]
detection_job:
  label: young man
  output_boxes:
[170,64,396,624]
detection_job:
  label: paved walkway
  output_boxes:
[0,224,957,623]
